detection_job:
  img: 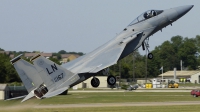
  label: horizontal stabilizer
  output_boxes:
[42,86,69,98]
[21,90,35,102]
[10,54,23,65]
[6,95,26,101]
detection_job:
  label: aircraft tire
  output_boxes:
[148,53,153,59]
[107,75,116,86]
[91,78,100,88]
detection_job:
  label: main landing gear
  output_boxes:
[142,37,153,59]
[91,68,116,88]
[107,75,116,86]
[103,68,116,86]
[91,77,100,88]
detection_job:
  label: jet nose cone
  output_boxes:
[175,5,194,17]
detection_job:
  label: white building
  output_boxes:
[75,76,109,89]
[0,84,9,100]
[158,71,200,83]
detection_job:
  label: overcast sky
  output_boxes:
[0,0,199,55]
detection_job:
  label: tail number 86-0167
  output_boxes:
[54,73,63,82]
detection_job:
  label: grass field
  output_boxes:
[0,92,200,112]
[1,105,200,112]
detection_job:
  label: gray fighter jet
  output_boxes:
[10,5,193,102]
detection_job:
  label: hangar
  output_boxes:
[0,84,9,100]
[76,76,108,89]
[158,71,200,83]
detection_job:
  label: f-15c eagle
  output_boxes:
[10,5,193,102]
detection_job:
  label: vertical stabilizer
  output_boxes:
[31,54,76,90]
[10,54,43,92]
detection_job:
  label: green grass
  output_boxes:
[0,92,199,112]
[27,105,200,112]
[0,92,197,105]
[1,105,200,112]
[39,92,198,104]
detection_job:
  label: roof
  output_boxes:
[0,84,8,90]
[74,54,80,58]
[53,56,57,59]
[61,54,80,58]
[25,53,52,57]
[61,54,71,58]
[158,71,200,77]
[0,51,10,55]
[9,54,14,58]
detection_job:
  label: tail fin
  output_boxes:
[11,54,76,100]
[21,90,35,102]
[10,54,43,93]
[30,54,75,91]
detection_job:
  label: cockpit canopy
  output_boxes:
[129,10,163,26]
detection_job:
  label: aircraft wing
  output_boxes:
[62,32,143,73]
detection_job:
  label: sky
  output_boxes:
[0,0,199,55]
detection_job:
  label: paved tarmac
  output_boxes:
[34,101,200,108]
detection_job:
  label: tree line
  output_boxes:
[109,35,200,79]
[0,35,200,83]
[0,50,83,83]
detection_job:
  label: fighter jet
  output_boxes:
[10,5,193,102]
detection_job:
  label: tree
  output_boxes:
[109,50,146,78]
[178,37,197,69]
[58,50,67,54]
[0,54,20,83]
[0,48,4,51]
[147,35,198,78]
[49,57,61,65]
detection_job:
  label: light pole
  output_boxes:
[119,61,121,86]
[145,45,148,83]
[133,53,135,83]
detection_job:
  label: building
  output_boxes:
[9,54,15,59]
[75,76,108,89]
[0,51,10,55]
[158,70,200,83]
[0,84,9,100]
[24,53,52,59]
[60,54,80,64]
[52,56,58,59]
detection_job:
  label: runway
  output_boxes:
[2,89,197,111]
[34,101,200,108]
[68,89,191,93]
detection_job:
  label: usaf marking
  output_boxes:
[46,63,58,75]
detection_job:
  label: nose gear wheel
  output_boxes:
[148,53,153,59]
[142,37,153,60]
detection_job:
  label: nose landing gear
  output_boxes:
[147,53,153,59]
[142,37,153,59]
